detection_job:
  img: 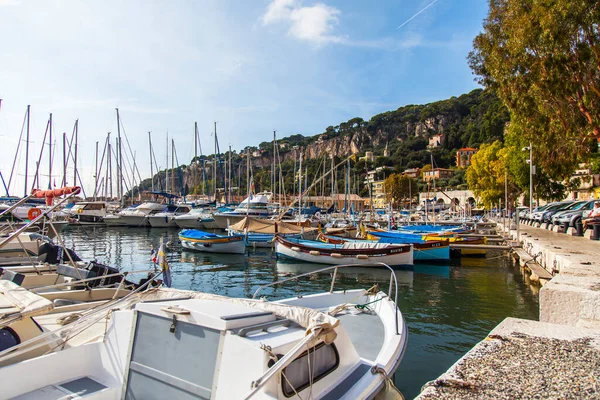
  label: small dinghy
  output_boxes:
[275,235,413,267]
[0,263,408,399]
[179,229,246,254]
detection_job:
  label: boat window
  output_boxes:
[0,327,20,352]
[281,342,339,397]
[84,203,105,210]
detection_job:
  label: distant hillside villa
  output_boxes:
[423,168,454,182]
[456,147,478,168]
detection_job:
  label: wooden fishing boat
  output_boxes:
[179,229,246,254]
[321,232,450,262]
[275,235,413,266]
[0,263,408,399]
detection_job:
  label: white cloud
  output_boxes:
[262,0,343,44]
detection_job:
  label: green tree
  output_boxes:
[383,173,413,207]
[468,0,600,179]
[466,141,508,208]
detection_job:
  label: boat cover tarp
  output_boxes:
[340,242,396,250]
[178,230,231,239]
[229,217,316,234]
[0,280,53,323]
[136,288,340,333]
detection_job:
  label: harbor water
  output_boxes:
[62,226,539,400]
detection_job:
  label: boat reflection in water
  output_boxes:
[275,261,414,288]
[413,263,451,279]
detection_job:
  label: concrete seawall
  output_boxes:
[416,221,600,399]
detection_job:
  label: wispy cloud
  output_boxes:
[0,0,19,6]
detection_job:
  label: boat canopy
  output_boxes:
[0,281,53,325]
[229,216,316,234]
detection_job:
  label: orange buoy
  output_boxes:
[27,208,42,220]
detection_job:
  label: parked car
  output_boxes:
[551,200,598,227]
[529,202,565,223]
[541,201,577,223]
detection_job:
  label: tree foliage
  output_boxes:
[468,0,600,180]
[466,141,508,207]
[384,173,414,207]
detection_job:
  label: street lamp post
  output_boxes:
[522,143,534,214]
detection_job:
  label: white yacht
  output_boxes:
[0,263,408,399]
[68,201,108,225]
[147,204,193,228]
[119,202,167,227]
[173,207,219,229]
[213,194,274,229]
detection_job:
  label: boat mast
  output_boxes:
[272,130,276,198]
[48,113,52,189]
[246,148,250,216]
[74,120,78,189]
[228,144,232,204]
[213,121,217,204]
[94,141,99,200]
[298,150,303,215]
[149,132,154,192]
[166,132,169,195]
[171,139,175,197]
[62,133,66,187]
[116,108,123,205]
[24,105,30,196]
[107,133,113,199]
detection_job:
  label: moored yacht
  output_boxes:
[68,201,108,225]
[147,204,193,228]
[173,207,218,229]
[119,202,167,227]
[213,194,274,229]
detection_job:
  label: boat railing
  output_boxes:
[0,269,164,365]
[252,262,400,335]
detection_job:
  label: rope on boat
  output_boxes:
[372,366,405,400]
[328,284,379,317]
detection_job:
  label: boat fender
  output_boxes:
[291,246,300,252]
[356,254,369,259]
[309,250,320,256]
[331,253,343,258]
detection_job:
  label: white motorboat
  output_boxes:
[0,263,408,399]
[173,208,218,229]
[119,202,167,227]
[213,194,274,229]
[68,201,108,225]
[148,204,192,228]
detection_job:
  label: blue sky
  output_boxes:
[0,0,488,196]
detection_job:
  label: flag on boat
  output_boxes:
[157,243,172,287]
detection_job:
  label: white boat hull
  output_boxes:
[147,215,178,228]
[275,241,413,266]
[120,215,150,227]
[180,237,246,254]
[103,215,126,226]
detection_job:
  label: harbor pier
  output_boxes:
[417,220,600,399]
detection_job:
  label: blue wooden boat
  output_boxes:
[179,229,245,254]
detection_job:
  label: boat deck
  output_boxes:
[336,310,385,362]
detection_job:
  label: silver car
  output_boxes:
[552,199,600,227]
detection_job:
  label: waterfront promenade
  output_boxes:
[417,221,600,399]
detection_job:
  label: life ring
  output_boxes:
[76,208,84,214]
[315,212,321,219]
[28,208,42,220]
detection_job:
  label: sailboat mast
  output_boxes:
[194,122,198,161]
[228,144,232,204]
[171,139,175,196]
[48,113,52,189]
[166,132,169,194]
[213,121,217,203]
[272,130,276,196]
[94,141,99,200]
[246,148,250,216]
[116,109,123,204]
[298,150,303,214]
[149,132,154,192]
[74,120,78,188]
[108,133,112,199]
[24,105,30,196]
[62,133,67,187]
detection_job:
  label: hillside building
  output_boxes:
[456,147,478,168]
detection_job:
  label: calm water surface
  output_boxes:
[62,226,539,400]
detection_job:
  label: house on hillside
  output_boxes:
[428,134,444,148]
[456,147,478,168]
[423,168,454,182]
[403,168,420,178]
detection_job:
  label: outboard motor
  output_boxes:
[38,242,82,265]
